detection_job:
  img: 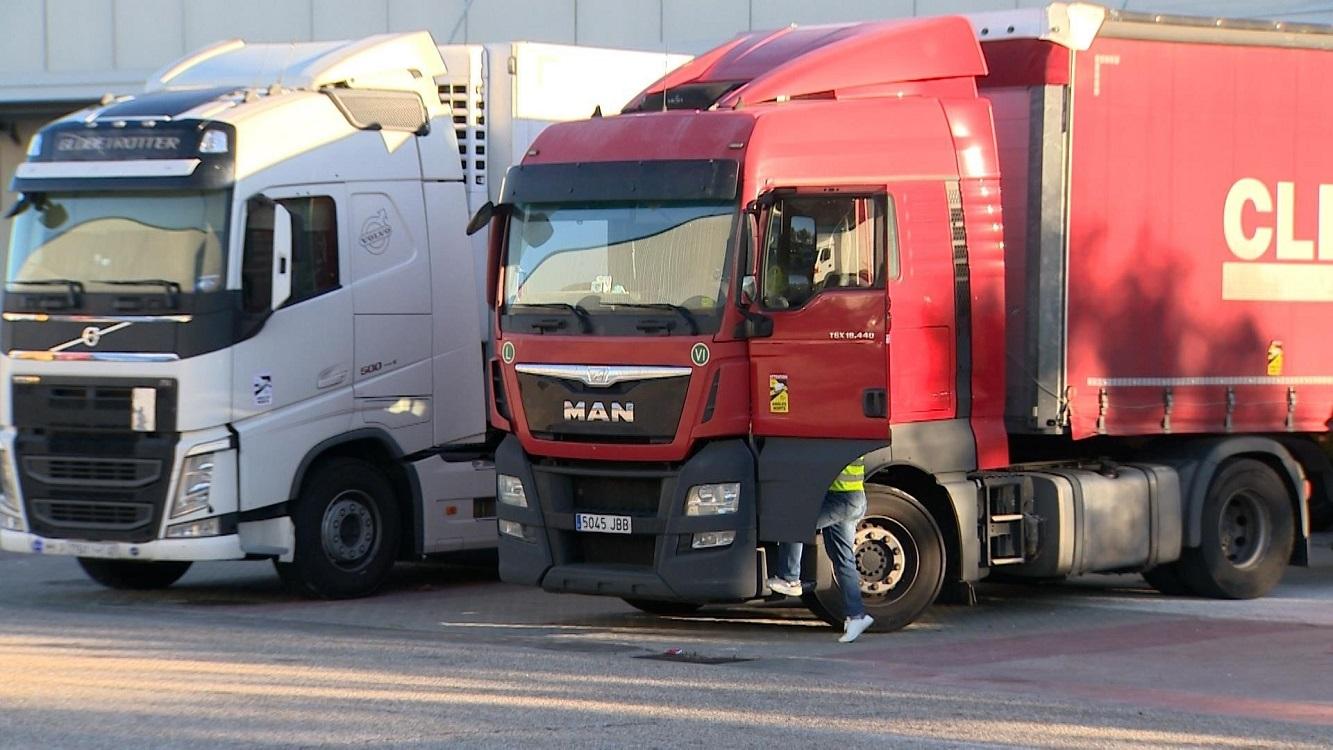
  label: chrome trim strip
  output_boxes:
[7,351,180,363]
[3,313,193,323]
[514,363,691,387]
[1088,376,1333,387]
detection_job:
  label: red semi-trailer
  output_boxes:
[476,3,1332,630]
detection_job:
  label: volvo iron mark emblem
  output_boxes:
[80,326,103,347]
[47,321,133,352]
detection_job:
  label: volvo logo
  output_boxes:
[563,400,634,423]
[80,326,103,347]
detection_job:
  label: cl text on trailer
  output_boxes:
[478,2,1333,630]
[0,33,687,597]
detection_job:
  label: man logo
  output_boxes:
[563,400,634,423]
[585,367,611,386]
[80,326,103,347]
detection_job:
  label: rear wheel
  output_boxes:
[622,599,703,616]
[274,457,400,599]
[1176,459,1293,599]
[805,485,945,632]
[77,558,192,590]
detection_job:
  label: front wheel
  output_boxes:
[1176,458,1294,599]
[274,457,400,599]
[805,485,945,632]
[77,558,192,590]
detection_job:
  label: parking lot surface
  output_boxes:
[1,540,1330,749]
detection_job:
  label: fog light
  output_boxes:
[498,474,528,508]
[166,516,222,538]
[498,519,532,542]
[691,530,735,549]
[171,452,214,518]
[0,512,25,532]
[684,483,740,516]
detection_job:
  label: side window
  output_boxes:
[240,196,339,315]
[760,194,885,310]
[241,199,274,315]
[284,196,340,304]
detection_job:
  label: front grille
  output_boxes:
[571,534,656,567]
[24,456,160,487]
[32,499,153,530]
[572,476,661,516]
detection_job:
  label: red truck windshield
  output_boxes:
[502,201,735,335]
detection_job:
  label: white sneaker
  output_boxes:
[838,614,874,643]
[765,577,803,597]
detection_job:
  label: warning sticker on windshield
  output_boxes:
[769,374,789,414]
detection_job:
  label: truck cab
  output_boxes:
[0,32,689,597]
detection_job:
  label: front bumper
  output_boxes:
[496,435,763,602]
[1,529,244,561]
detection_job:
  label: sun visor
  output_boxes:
[499,159,739,205]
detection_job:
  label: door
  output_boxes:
[749,191,890,440]
[230,186,354,511]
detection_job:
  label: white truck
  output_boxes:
[0,32,687,597]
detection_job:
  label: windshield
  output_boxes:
[7,191,229,294]
[503,201,735,319]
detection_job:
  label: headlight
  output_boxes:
[0,447,22,516]
[26,133,42,157]
[171,453,215,518]
[684,483,740,516]
[498,474,528,508]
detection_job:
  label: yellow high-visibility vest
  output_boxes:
[830,459,865,492]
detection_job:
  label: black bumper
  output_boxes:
[495,435,762,602]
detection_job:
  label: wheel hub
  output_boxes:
[321,491,377,567]
[856,525,906,595]
[1218,491,1267,569]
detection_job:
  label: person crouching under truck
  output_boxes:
[767,459,875,642]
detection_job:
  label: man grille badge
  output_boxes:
[586,367,611,386]
[80,326,102,347]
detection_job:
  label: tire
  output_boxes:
[1176,458,1294,600]
[77,558,192,590]
[805,485,946,632]
[274,457,400,599]
[622,599,703,616]
[1141,563,1193,596]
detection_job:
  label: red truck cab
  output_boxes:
[483,6,1328,630]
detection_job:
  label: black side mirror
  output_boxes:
[466,201,495,236]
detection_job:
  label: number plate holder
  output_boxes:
[573,513,632,534]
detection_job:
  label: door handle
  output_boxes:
[317,367,348,389]
[862,388,887,418]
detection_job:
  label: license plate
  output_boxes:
[574,513,632,534]
[35,538,121,557]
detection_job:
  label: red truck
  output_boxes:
[473,3,1333,631]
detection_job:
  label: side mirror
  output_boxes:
[466,201,494,236]
[271,202,293,310]
[740,275,757,306]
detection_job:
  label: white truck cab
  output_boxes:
[0,32,686,597]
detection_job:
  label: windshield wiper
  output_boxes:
[99,278,182,307]
[6,278,85,309]
[610,303,700,335]
[510,302,593,333]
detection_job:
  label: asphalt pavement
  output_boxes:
[1,539,1330,749]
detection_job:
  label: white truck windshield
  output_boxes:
[7,191,229,294]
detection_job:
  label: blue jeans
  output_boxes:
[776,489,867,618]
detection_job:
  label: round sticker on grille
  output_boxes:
[690,343,710,367]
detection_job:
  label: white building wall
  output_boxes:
[4,0,1333,104]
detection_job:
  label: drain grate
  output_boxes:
[634,650,752,665]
